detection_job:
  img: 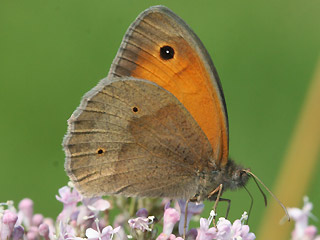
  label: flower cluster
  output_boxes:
[0,183,117,240]
[1,183,317,240]
[0,183,255,240]
[196,211,255,240]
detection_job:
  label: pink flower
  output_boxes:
[128,207,156,232]
[156,233,168,240]
[216,217,232,239]
[216,212,255,240]
[196,211,255,240]
[58,220,76,239]
[156,233,184,240]
[43,218,55,239]
[196,211,217,240]
[27,229,38,240]
[32,213,44,226]
[1,210,18,239]
[128,216,154,232]
[38,223,50,240]
[231,220,255,240]
[56,186,82,222]
[18,198,33,228]
[77,197,110,227]
[83,197,110,213]
[163,208,180,236]
[76,205,93,227]
[155,207,180,240]
[113,226,128,240]
[288,197,319,240]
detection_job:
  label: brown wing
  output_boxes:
[108,5,229,166]
[63,77,214,199]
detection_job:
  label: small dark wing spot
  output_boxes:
[96,148,105,155]
[132,106,139,113]
[160,46,174,60]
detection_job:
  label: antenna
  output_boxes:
[251,175,268,207]
[243,185,253,224]
[242,169,290,221]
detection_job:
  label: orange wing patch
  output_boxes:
[130,37,228,166]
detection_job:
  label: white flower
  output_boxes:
[86,219,120,240]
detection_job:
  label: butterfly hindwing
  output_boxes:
[63,77,214,199]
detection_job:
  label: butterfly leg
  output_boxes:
[183,198,190,238]
[208,184,223,226]
[183,195,198,238]
[218,198,231,219]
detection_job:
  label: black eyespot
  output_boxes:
[160,46,174,60]
[132,106,139,113]
[97,148,105,155]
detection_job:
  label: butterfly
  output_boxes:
[63,5,253,203]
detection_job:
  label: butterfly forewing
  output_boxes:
[108,5,229,166]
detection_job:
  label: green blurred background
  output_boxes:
[1,0,320,236]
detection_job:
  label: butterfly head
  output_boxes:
[221,158,250,191]
[198,158,249,201]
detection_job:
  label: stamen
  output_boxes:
[148,216,155,224]
[94,218,101,235]
[208,210,216,225]
[240,212,248,224]
[68,181,75,188]
[83,214,95,220]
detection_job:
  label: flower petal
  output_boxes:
[86,228,100,239]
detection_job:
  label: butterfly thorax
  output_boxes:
[196,159,250,201]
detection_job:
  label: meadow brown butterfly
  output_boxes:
[63,5,251,202]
